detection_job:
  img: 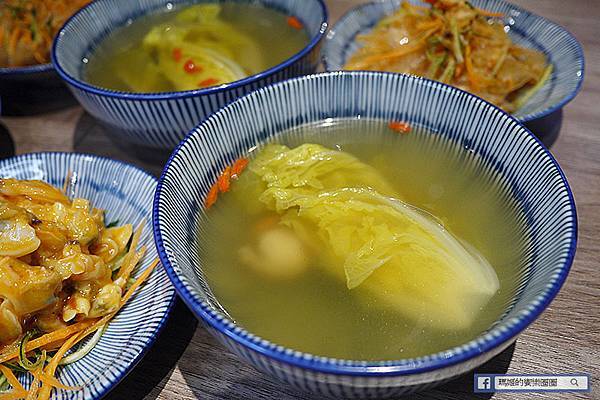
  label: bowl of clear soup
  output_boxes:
[153,71,577,398]
[52,0,328,148]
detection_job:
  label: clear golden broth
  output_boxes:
[84,3,308,92]
[202,118,529,361]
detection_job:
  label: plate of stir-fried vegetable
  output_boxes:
[0,153,175,400]
[323,0,584,125]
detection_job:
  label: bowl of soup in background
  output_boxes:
[52,0,328,149]
[321,0,584,145]
[153,71,576,398]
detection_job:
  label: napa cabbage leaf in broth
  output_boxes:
[237,143,499,331]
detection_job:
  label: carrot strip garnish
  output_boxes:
[0,320,96,364]
[464,44,479,90]
[0,391,28,400]
[37,333,80,400]
[37,371,80,390]
[25,368,41,400]
[205,183,219,209]
[36,259,159,400]
[231,158,249,177]
[388,121,411,134]
[287,16,303,30]
[217,166,231,193]
[346,41,427,69]
[205,158,250,208]
[115,225,144,283]
[0,365,26,393]
[475,7,504,18]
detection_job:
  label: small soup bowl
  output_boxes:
[52,0,328,149]
[153,72,577,398]
[321,0,584,143]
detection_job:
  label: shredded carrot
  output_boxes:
[205,183,219,209]
[33,51,46,64]
[116,225,144,282]
[464,44,479,90]
[37,372,80,391]
[388,121,411,134]
[2,0,92,67]
[0,365,26,393]
[475,7,504,18]
[286,16,303,30]
[454,63,464,79]
[0,320,96,364]
[231,158,249,177]
[8,28,21,60]
[0,391,28,400]
[77,259,160,343]
[416,20,441,31]
[36,333,81,400]
[29,259,159,399]
[25,368,41,400]
[348,40,427,69]
[120,258,159,306]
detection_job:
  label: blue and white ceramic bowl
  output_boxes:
[51,0,328,149]
[322,0,584,142]
[153,71,577,398]
[0,153,175,400]
[0,64,76,116]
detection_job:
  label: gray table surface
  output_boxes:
[1,0,599,399]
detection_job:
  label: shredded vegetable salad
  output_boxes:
[345,0,551,112]
[0,0,90,67]
[0,177,158,399]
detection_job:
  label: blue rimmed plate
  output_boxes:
[153,71,577,398]
[0,152,175,399]
[322,0,585,141]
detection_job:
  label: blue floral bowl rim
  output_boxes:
[153,71,578,377]
[50,0,328,101]
[0,151,177,398]
[321,0,585,123]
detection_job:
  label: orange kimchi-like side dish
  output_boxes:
[345,0,552,112]
[0,0,91,67]
[0,178,157,400]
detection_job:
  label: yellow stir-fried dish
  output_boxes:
[0,178,157,399]
[345,0,552,112]
[0,0,91,67]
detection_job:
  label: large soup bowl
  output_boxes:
[153,72,577,398]
[52,0,328,149]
